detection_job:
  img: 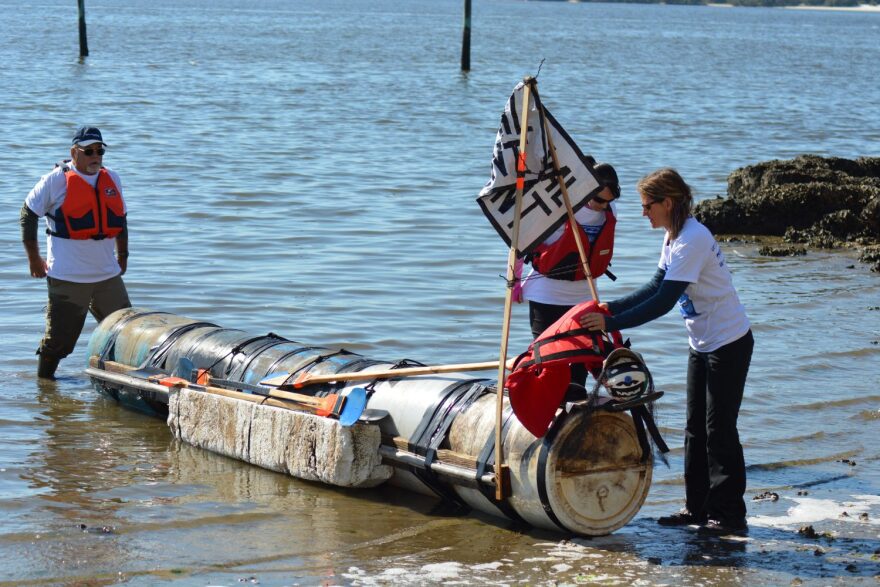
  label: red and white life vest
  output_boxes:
[529,210,616,280]
[506,301,625,437]
[511,300,624,376]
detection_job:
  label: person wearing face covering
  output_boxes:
[515,162,621,395]
[20,126,131,380]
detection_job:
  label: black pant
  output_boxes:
[684,330,754,523]
[527,300,587,387]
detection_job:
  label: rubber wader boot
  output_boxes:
[38,353,60,381]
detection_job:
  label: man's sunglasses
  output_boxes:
[78,147,105,156]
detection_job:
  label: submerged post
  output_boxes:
[461,0,471,71]
[77,0,89,58]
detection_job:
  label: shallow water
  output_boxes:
[1,0,879,584]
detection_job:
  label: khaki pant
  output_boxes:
[38,275,131,361]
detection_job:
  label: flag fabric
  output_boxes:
[476,81,602,255]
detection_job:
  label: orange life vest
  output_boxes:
[48,167,126,240]
[529,210,616,280]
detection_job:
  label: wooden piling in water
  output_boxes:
[461,0,471,71]
[77,0,89,58]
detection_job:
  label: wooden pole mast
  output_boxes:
[493,76,534,500]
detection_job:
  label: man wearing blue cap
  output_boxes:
[20,126,132,380]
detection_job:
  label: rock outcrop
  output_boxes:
[694,155,880,271]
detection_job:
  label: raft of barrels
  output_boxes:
[85,308,658,536]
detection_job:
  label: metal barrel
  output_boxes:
[88,308,653,535]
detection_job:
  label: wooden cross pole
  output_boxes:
[542,112,599,303]
[493,76,535,500]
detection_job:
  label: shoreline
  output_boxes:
[707,2,880,11]
[786,3,880,11]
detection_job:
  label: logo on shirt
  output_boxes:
[581,223,602,243]
[104,187,118,197]
[678,293,699,318]
[712,242,726,268]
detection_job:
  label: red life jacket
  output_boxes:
[506,300,625,437]
[48,166,126,240]
[530,210,616,281]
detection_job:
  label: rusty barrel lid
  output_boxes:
[540,410,652,535]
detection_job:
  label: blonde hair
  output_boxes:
[637,168,693,241]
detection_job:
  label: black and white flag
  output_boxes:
[476,81,601,255]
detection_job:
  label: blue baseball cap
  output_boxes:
[71,126,107,147]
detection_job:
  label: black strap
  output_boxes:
[630,405,669,462]
[224,334,291,380]
[263,346,322,377]
[192,333,283,378]
[631,408,651,463]
[473,403,529,525]
[140,321,219,370]
[334,357,378,373]
[519,347,604,370]
[402,380,494,506]
[97,310,172,365]
[425,383,486,456]
[270,349,354,387]
[535,411,571,532]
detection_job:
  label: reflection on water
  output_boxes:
[1,0,879,584]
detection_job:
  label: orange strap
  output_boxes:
[516,152,527,190]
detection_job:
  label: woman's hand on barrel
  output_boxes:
[578,311,606,332]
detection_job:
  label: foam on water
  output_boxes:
[750,495,880,528]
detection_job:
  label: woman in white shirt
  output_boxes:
[579,168,754,535]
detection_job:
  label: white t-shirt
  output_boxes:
[660,217,750,353]
[522,203,614,306]
[25,164,126,283]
